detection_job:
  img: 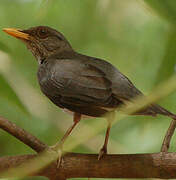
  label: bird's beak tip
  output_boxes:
[3,28,30,40]
[2,28,10,32]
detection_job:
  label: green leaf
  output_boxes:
[0,74,29,114]
[144,0,176,25]
[154,27,176,85]
[0,41,11,53]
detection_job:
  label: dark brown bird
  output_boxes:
[3,26,176,160]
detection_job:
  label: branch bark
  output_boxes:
[1,115,176,179]
[0,116,47,152]
[0,152,176,179]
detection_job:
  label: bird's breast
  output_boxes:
[37,64,54,95]
[37,65,48,86]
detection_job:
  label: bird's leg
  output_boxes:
[51,112,81,167]
[98,121,112,160]
[98,111,115,160]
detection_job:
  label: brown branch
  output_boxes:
[1,115,176,179]
[0,152,176,179]
[0,116,48,153]
[161,119,176,152]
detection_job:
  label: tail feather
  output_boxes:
[151,104,176,120]
[134,103,176,120]
[131,103,176,152]
[153,104,176,153]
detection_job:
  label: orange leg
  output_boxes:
[98,121,112,160]
[52,112,81,167]
[55,112,81,149]
[98,111,115,160]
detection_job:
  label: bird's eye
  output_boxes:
[37,28,48,38]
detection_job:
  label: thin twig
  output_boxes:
[161,119,176,152]
[0,116,47,153]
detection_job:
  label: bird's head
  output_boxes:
[3,26,73,63]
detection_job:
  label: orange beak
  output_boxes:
[3,28,30,40]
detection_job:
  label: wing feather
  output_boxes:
[38,59,117,107]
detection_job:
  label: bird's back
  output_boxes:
[37,52,174,118]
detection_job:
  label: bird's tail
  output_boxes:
[134,103,176,120]
[151,104,176,152]
[132,103,176,152]
[151,104,176,120]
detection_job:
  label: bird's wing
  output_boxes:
[39,57,162,117]
[39,56,175,117]
[38,59,122,109]
[80,56,143,101]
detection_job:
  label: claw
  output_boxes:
[98,146,107,160]
[56,147,63,168]
[49,145,63,168]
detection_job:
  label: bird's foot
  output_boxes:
[48,144,63,168]
[98,146,107,160]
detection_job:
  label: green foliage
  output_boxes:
[1,0,176,179]
[143,0,176,85]
[144,0,176,24]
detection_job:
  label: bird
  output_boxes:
[3,26,176,162]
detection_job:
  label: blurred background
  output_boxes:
[0,0,176,179]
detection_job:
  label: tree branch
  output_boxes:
[0,116,47,153]
[0,152,176,179]
[1,115,176,179]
